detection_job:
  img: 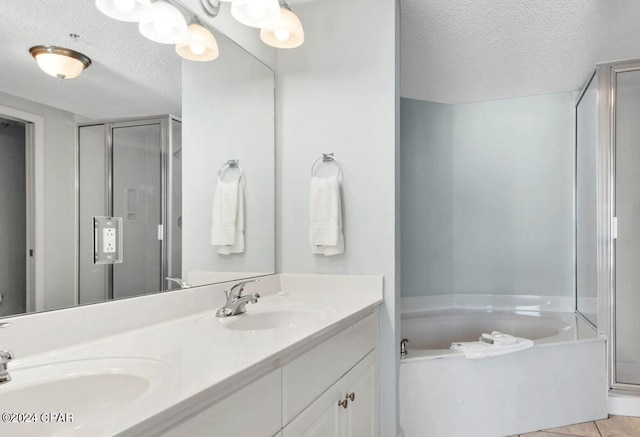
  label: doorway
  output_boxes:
[0,115,34,317]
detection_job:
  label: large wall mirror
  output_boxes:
[0,0,275,318]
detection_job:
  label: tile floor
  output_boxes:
[506,415,640,437]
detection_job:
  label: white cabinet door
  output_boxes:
[342,352,377,437]
[283,351,378,437]
[282,381,343,437]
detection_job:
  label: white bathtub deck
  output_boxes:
[399,310,607,437]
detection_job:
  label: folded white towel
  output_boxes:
[450,334,534,359]
[217,183,244,255]
[481,331,518,346]
[210,179,244,254]
[309,175,344,256]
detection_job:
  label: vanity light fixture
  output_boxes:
[198,0,222,18]
[260,0,303,49]
[176,19,219,61]
[139,0,188,44]
[95,0,151,22]
[231,0,281,29]
[29,46,92,80]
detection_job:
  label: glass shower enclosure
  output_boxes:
[78,116,182,303]
[576,60,640,390]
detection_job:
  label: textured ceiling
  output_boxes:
[0,0,181,119]
[401,0,640,103]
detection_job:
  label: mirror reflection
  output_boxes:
[0,0,275,318]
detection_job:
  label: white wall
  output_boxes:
[401,99,453,297]
[401,93,574,298]
[0,91,77,311]
[276,0,399,434]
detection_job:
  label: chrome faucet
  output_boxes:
[0,350,14,384]
[216,280,260,318]
[166,277,191,289]
[400,338,409,358]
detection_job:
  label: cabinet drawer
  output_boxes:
[283,313,377,425]
[160,370,282,437]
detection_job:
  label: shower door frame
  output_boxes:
[581,59,640,393]
[77,115,180,302]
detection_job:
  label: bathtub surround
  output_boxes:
[276,0,399,435]
[399,310,607,436]
[401,93,574,300]
[401,293,576,314]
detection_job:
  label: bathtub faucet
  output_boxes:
[401,338,409,357]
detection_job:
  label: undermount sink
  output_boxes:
[214,303,335,332]
[0,357,174,436]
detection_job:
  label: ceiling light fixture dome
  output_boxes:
[139,0,188,44]
[176,21,219,61]
[231,0,281,29]
[29,46,92,80]
[95,0,151,22]
[260,2,303,49]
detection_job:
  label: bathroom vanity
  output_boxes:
[0,274,382,437]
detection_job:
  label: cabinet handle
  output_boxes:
[346,392,355,402]
[338,399,348,409]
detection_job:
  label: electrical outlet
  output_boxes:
[103,227,116,253]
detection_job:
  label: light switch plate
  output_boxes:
[94,216,123,264]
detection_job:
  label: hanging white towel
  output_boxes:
[309,175,344,256]
[210,179,244,254]
[217,183,245,255]
[450,331,534,359]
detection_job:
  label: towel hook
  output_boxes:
[218,159,244,183]
[311,153,342,178]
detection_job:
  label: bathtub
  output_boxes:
[399,310,607,437]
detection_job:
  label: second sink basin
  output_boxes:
[0,357,174,436]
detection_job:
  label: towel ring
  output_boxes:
[311,153,342,178]
[218,159,244,183]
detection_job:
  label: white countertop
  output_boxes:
[0,274,383,437]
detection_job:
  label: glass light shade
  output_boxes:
[176,23,219,61]
[260,7,304,49]
[231,0,281,28]
[95,0,151,22]
[29,46,91,80]
[139,1,188,44]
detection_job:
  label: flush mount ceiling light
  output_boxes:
[139,0,188,44]
[260,0,303,49]
[29,46,92,80]
[231,0,281,28]
[95,0,151,22]
[176,20,219,61]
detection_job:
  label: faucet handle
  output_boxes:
[0,350,14,364]
[230,279,259,297]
